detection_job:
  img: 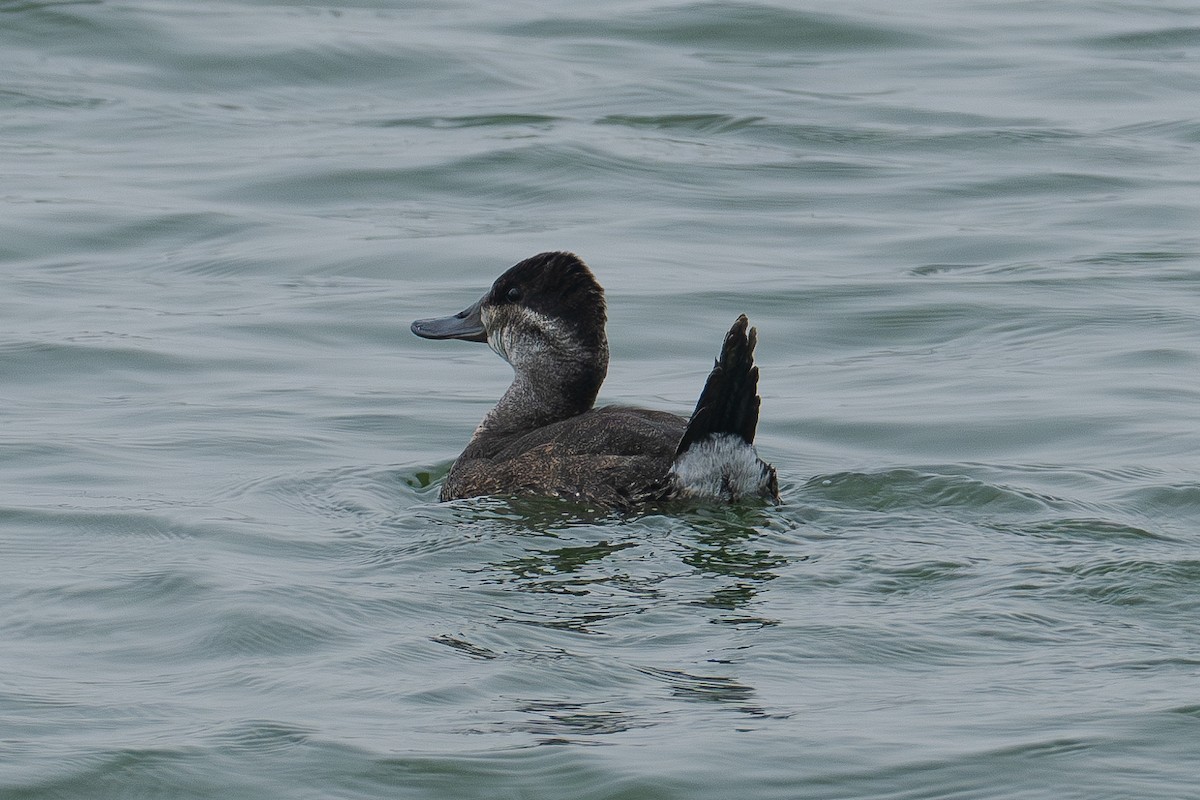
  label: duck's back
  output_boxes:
[441,405,687,507]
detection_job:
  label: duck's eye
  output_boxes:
[506,286,522,303]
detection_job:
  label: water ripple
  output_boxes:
[503,3,945,52]
[4,0,1200,797]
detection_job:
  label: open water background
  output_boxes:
[3,1,1200,797]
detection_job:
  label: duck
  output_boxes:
[411,251,779,508]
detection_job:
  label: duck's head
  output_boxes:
[412,252,609,402]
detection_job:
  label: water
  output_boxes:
[3,1,1199,797]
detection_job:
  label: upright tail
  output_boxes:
[670,315,780,503]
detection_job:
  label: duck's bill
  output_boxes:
[411,298,487,342]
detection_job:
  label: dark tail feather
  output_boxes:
[675,315,761,459]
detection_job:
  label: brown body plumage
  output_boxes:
[411,252,779,508]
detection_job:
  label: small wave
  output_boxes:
[510,699,653,738]
[216,464,434,522]
[1103,118,1200,144]
[1058,558,1200,607]
[1080,26,1200,53]
[197,607,347,658]
[806,469,1049,514]
[597,113,764,134]
[431,634,500,661]
[366,113,561,130]
[998,516,1174,543]
[504,2,944,53]
[215,719,315,753]
[635,665,779,718]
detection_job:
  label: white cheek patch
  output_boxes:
[486,329,509,363]
[481,306,512,363]
[485,307,582,368]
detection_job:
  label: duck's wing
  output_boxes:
[441,448,673,508]
[441,406,687,506]
[496,406,685,460]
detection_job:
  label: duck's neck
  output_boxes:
[469,355,607,446]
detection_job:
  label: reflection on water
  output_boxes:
[478,500,790,625]
[498,540,639,593]
[511,700,653,741]
[635,666,782,720]
[674,508,790,618]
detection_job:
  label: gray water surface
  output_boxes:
[3,1,1199,798]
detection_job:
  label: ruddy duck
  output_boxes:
[412,251,779,508]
